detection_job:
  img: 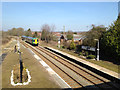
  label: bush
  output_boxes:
[79,52,83,56]
[82,50,85,56]
[85,51,88,56]
[70,39,76,50]
[87,55,95,59]
[60,46,65,49]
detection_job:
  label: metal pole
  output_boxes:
[19,52,22,83]
[18,39,23,83]
[97,40,99,61]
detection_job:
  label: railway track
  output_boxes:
[36,46,120,89]
[21,41,120,89]
[21,41,83,88]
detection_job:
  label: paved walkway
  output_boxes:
[47,47,120,79]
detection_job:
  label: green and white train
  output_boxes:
[21,36,39,46]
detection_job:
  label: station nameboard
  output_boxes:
[81,46,96,51]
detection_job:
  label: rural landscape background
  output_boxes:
[0,1,120,89]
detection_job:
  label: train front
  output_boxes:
[32,38,39,46]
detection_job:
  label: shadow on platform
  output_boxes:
[1,81,120,90]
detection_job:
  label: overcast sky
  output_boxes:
[2,2,118,32]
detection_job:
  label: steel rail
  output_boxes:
[37,46,119,89]
[21,41,84,88]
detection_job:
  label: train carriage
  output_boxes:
[21,36,27,40]
[21,36,39,46]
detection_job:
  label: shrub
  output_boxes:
[82,51,85,56]
[70,39,76,50]
[79,52,83,56]
[85,51,88,56]
[60,46,65,49]
[87,55,95,59]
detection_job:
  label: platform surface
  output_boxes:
[2,40,60,88]
[47,47,120,79]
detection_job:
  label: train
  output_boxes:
[21,36,39,46]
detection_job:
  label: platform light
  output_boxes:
[94,39,99,61]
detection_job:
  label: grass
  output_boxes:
[2,37,12,45]
[13,63,28,83]
[2,38,16,54]
[2,40,60,88]
[39,41,120,73]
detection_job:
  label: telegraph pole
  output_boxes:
[63,26,65,35]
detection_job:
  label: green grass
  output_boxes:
[39,41,120,73]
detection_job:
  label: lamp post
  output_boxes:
[94,39,99,61]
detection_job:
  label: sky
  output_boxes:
[118,1,120,13]
[2,2,118,32]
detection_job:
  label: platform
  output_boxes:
[46,47,120,80]
[2,40,61,88]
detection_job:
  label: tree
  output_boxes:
[25,28,32,37]
[69,39,76,50]
[83,25,106,47]
[11,28,17,36]
[74,32,77,34]
[17,27,24,36]
[7,27,24,36]
[41,24,52,43]
[67,30,73,40]
[50,24,56,40]
[100,14,120,62]
[61,32,64,34]
[33,32,38,38]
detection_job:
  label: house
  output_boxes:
[68,34,85,45]
[53,32,86,45]
[32,32,41,37]
[53,32,61,41]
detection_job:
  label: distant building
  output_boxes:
[53,32,61,40]
[53,32,86,45]
[72,34,86,45]
[32,32,41,37]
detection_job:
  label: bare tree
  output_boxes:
[17,27,24,36]
[50,24,56,40]
[7,27,24,36]
[41,24,55,43]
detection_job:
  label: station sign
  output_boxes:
[81,46,96,51]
